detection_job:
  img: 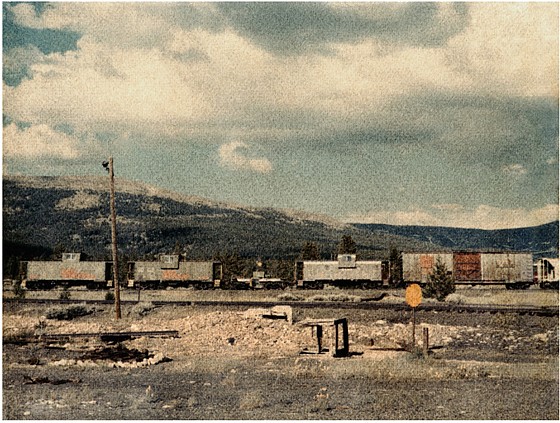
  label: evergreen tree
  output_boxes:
[423,258,455,301]
[338,235,357,255]
[301,242,320,260]
[389,247,403,287]
[173,241,183,255]
[12,279,26,299]
[214,251,244,287]
[3,256,19,279]
[52,243,67,259]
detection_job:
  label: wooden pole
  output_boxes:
[109,157,121,319]
[423,327,429,357]
[412,307,416,347]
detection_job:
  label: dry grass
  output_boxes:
[4,286,558,307]
[318,352,558,382]
[308,293,362,302]
[239,392,265,410]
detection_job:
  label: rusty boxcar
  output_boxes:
[402,252,454,285]
[534,257,559,289]
[295,254,389,289]
[402,251,534,289]
[127,254,222,289]
[21,253,113,290]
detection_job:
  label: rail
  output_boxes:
[3,297,558,316]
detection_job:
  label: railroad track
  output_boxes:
[4,297,558,316]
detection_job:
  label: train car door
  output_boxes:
[454,252,481,282]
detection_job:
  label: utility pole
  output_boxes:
[106,157,121,319]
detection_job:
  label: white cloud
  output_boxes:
[3,39,213,136]
[344,209,445,227]
[445,3,558,98]
[430,203,465,212]
[7,2,176,49]
[218,141,272,174]
[502,164,528,176]
[3,123,81,159]
[344,204,559,230]
[7,3,44,29]
[4,3,557,145]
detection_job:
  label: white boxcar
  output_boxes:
[296,254,386,289]
[402,251,534,288]
[402,252,453,284]
[480,253,533,284]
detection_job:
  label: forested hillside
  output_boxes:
[3,176,433,278]
[4,176,557,280]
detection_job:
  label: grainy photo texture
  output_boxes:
[3,2,559,420]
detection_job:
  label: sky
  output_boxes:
[2,2,559,229]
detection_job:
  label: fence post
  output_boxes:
[422,327,429,357]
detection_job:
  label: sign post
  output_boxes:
[405,283,422,348]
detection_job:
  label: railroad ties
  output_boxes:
[39,330,179,343]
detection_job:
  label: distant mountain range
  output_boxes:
[355,222,559,258]
[3,176,558,272]
[2,175,432,263]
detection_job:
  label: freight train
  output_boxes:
[402,251,535,290]
[126,255,222,289]
[18,251,558,290]
[295,254,389,289]
[20,253,113,290]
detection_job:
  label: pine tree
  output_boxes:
[389,248,403,287]
[423,258,455,301]
[338,235,357,255]
[301,242,320,260]
[214,251,243,287]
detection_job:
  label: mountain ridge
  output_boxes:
[2,175,432,263]
[355,221,559,258]
[3,176,557,270]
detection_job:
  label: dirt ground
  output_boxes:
[3,293,559,420]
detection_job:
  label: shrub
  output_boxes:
[445,293,467,304]
[239,392,265,410]
[46,305,91,320]
[277,293,304,302]
[130,301,155,317]
[308,293,361,302]
[12,280,26,299]
[59,287,71,300]
[423,259,455,302]
[105,291,115,301]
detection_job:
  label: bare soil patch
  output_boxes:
[3,291,559,420]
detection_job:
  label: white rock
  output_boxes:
[532,333,548,342]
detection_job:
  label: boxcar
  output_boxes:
[21,253,112,290]
[535,257,559,289]
[295,254,389,289]
[127,254,222,289]
[402,251,534,289]
[402,252,453,285]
